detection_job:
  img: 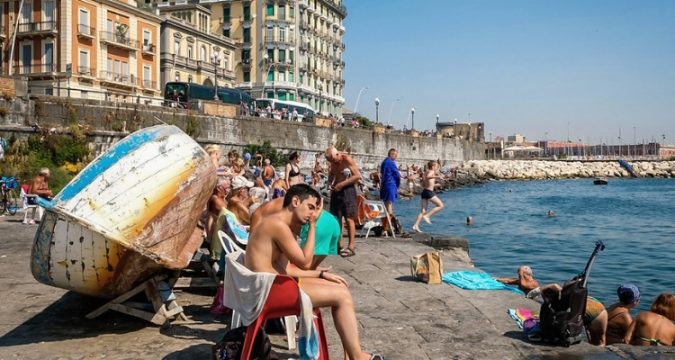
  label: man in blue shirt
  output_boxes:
[379,148,403,235]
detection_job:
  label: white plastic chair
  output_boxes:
[362,199,396,239]
[218,231,298,350]
[20,187,39,224]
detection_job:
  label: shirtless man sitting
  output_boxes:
[495,265,540,294]
[29,168,53,199]
[245,184,383,360]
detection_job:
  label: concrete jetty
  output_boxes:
[0,217,670,359]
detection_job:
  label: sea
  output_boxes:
[393,178,675,313]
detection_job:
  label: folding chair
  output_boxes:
[20,185,39,224]
[356,195,396,239]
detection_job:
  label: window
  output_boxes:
[44,42,54,72]
[79,50,89,74]
[289,93,295,101]
[174,40,180,55]
[143,66,151,87]
[121,61,128,76]
[43,0,54,23]
[267,70,274,82]
[143,30,151,46]
[278,5,285,20]
[267,49,274,62]
[289,71,294,82]
[278,72,285,82]
[267,91,274,99]
[266,4,274,17]
[242,49,250,62]
[290,6,295,19]
[200,46,206,61]
[243,5,251,21]
[21,1,32,23]
[289,50,294,64]
[223,28,230,38]
[187,45,193,59]
[266,25,274,40]
[278,49,286,63]
[78,9,89,35]
[279,26,285,42]
[21,44,31,74]
[175,72,180,81]
[243,71,250,82]
[223,7,230,23]
[243,28,250,42]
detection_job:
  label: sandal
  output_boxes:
[369,354,384,360]
[339,248,355,257]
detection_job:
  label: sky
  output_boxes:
[341,0,675,145]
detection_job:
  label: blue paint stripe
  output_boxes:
[55,126,168,203]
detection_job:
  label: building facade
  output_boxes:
[158,2,236,92]
[206,0,346,116]
[1,0,162,103]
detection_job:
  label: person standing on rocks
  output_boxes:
[325,146,361,257]
[379,148,404,235]
[412,160,444,233]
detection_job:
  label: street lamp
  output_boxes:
[353,86,367,114]
[436,114,439,124]
[317,82,323,114]
[411,107,415,130]
[211,51,221,100]
[374,97,380,124]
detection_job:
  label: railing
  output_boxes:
[99,70,136,86]
[77,24,95,38]
[15,64,56,74]
[18,21,57,33]
[142,44,155,54]
[77,66,96,76]
[99,31,139,49]
[141,79,157,89]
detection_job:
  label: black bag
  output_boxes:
[539,241,605,346]
[212,326,271,360]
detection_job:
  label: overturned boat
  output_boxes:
[31,125,216,298]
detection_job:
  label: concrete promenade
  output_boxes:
[0,217,670,360]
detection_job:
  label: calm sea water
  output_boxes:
[393,178,675,313]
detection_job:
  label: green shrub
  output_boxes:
[243,140,286,167]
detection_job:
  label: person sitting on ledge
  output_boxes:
[495,265,540,294]
[605,283,641,345]
[245,184,384,360]
[626,292,675,346]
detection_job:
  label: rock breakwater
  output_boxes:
[459,160,675,180]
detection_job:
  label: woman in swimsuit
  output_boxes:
[285,151,303,189]
[606,283,640,345]
[627,292,675,346]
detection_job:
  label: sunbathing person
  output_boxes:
[605,283,641,345]
[245,184,383,360]
[226,176,255,225]
[626,292,675,346]
[495,265,540,294]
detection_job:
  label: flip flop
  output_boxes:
[369,354,384,360]
[339,248,355,257]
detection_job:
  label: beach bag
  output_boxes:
[410,251,443,284]
[538,280,587,346]
[212,326,271,360]
[210,283,230,315]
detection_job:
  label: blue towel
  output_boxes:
[442,271,525,295]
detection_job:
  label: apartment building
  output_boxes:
[158,1,235,91]
[206,0,346,116]
[0,0,161,103]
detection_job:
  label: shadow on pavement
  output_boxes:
[161,343,213,360]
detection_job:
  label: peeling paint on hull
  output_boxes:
[31,125,216,298]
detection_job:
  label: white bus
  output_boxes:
[255,98,316,122]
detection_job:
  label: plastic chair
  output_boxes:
[240,275,329,360]
[357,196,395,239]
[20,186,39,224]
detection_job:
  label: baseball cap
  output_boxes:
[244,152,252,161]
[231,175,254,190]
[617,283,640,304]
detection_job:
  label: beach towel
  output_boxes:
[442,271,525,294]
[507,308,538,329]
[223,252,320,360]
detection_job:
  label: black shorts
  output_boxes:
[421,189,436,200]
[330,185,357,219]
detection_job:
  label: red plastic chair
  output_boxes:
[240,275,329,360]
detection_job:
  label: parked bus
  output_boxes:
[164,82,254,109]
[254,98,315,122]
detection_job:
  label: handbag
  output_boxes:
[210,283,230,315]
[410,251,443,284]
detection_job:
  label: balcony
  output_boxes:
[99,31,139,51]
[140,79,157,89]
[77,24,95,39]
[77,66,96,77]
[265,37,296,47]
[17,21,57,37]
[142,43,155,56]
[14,63,57,76]
[99,70,136,88]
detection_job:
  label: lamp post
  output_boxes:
[317,82,323,114]
[411,107,415,130]
[544,131,548,157]
[211,51,221,100]
[353,86,367,114]
[436,114,439,124]
[374,97,380,124]
[387,98,399,124]
[261,54,275,99]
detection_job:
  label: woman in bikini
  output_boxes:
[627,292,675,346]
[605,283,640,345]
[285,151,303,189]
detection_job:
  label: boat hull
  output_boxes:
[31,125,216,298]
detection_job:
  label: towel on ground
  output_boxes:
[223,252,320,360]
[507,307,538,330]
[442,271,525,294]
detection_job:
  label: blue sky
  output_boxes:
[342,0,675,144]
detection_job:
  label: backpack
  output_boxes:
[212,326,271,360]
[538,279,587,346]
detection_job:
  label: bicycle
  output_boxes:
[0,176,19,216]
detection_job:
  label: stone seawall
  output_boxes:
[460,160,675,180]
[0,97,485,170]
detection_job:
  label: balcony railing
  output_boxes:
[18,21,57,35]
[141,79,157,89]
[142,43,155,55]
[99,70,136,87]
[99,31,139,50]
[15,63,56,75]
[77,66,96,76]
[77,24,95,38]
